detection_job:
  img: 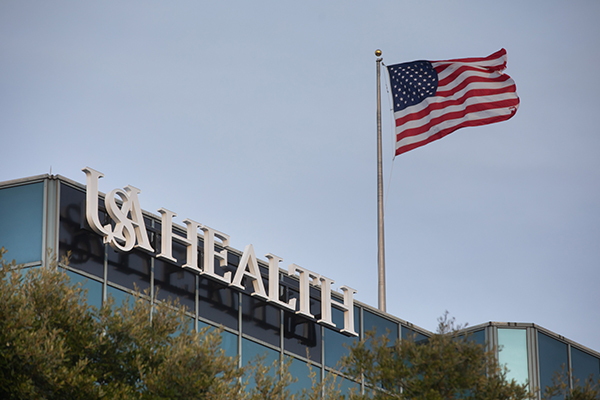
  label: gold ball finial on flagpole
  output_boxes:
[375,49,382,57]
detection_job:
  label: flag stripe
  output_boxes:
[395,80,518,128]
[386,48,519,156]
[397,98,519,142]
[395,94,519,133]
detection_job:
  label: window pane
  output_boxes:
[106,284,132,307]
[198,320,238,360]
[286,356,320,395]
[242,337,279,365]
[364,310,398,346]
[59,184,104,278]
[220,329,238,360]
[324,306,360,370]
[498,329,529,385]
[470,329,486,346]
[107,247,151,294]
[401,326,428,344]
[65,269,103,310]
[199,277,239,331]
[154,259,196,313]
[241,293,280,347]
[538,332,568,400]
[0,182,44,265]
[571,347,600,386]
[330,373,360,397]
[283,288,321,362]
[242,338,280,392]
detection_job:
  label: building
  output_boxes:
[1,170,598,397]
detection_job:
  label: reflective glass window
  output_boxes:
[364,310,398,341]
[241,293,280,347]
[199,277,239,330]
[470,329,486,346]
[220,329,238,360]
[498,329,529,385]
[324,305,360,369]
[65,269,103,310]
[107,247,151,294]
[538,332,568,399]
[59,184,104,278]
[106,284,132,307]
[197,320,238,360]
[331,373,360,397]
[242,337,280,365]
[242,338,280,391]
[571,347,600,386]
[0,183,44,265]
[154,259,196,313]
[286,356,320,396]
[401,326,428,344]
[284,288,321,362]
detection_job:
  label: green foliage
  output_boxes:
[342,313,533,400]
[3,246,598,400]
[542,369,600,400]
[0,248,242,399]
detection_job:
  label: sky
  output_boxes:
[1,1,599,352]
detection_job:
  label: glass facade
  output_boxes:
[572,346,600,385]
[538,332,569,399]
[0,182,44,265]
[498,328,529,385]
[2,173,600,399]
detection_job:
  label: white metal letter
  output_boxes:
[124,185,154,252]
[199,225,231,284]
[82,167,110,237]
[157,208,202,273]
[231,244,268,300]
[265,253,296,311]
[288,264,320,318]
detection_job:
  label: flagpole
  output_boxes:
[375,49,386,312]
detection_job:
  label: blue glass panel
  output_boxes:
[538,332,568,400]
[324,306,359,369]
[199,277,239,330]
[401,325,428,344]
[364,310,398,351]
[106,284,132,307]
[287,356,320,395]
[220,329,238,360]
[283,288,322,362]
[0,182,44,264]
[58,183,104,278]
[154,258,196,313]
[571,347,600,386]
[241,293,280,347]
[242,338,280,391]
[198,320,239,360]
[498,329,528,385]
[107,246,151,294]
[65,270,102,310]
[242,337,279,365]
[470,329,486,346]
[331,373,360,397]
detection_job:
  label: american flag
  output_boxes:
[386,49,519,156]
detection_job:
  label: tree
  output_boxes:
[341,313,534,400]
[542,370,600,400]
[0,247,331,400]
[0,247,245,399]
[3,246,597,400]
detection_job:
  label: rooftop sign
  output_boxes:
[82,167,357,336]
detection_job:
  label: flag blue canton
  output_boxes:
[387,61,438,112]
